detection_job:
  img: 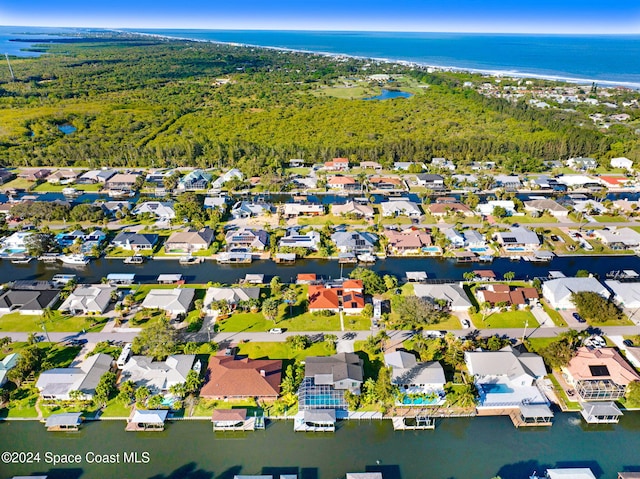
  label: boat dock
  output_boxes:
[391,416,435,430]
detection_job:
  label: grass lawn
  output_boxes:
[105,247,154,257]
[592,215,628,223]
[470,310,539,329]
[0,390,39,418]
[100,399,133,418]
[586,316,634,327]
[0,177,35,191]
[33,182,103,193]
[40,400,99,418]
[503,214,557,224]
[0,311,107,333]
[284,167,311,176]
[548,373,582,411]
[192,398,260,418]
[425,314,464,330]
[540,300,567,327]
[311,84,377,99]
[525,336,559,354]
[236,341,336,361]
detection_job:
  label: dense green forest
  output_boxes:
[0,34,638,173]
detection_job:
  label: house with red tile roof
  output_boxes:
[308,280,365,315]
[324,157,350,171]
[297,273,318,284]
[562,347,640,401]
[384,228,432,255]
[327,175,358,190]
[428,202,474,217]
[200,356,282,401]
[475,284,539,308]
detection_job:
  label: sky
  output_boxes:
[2,0,640,34]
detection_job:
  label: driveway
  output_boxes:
[531,305,555,328]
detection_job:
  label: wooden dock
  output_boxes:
[509,410,552,428]
[391,416,435,430]
[213,416,263,431]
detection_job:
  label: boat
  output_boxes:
[10,256,32,264]
[357,253,377,263]
[478,255,494,263]
[509,255,521,261]
[52,274,77,286]
[179,255,203,265]
[59,254,90,265]
[108,189,135,198]
[62,187,80,197]
[123,255,145,264]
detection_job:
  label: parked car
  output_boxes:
[572,312,586,323]
[269,328,284,334]
[623,339,635,347]
[461,319,471,329]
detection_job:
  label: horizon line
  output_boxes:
[2,24,639,36]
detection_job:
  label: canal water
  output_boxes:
[1,412,640,479]
[4,255,640,285]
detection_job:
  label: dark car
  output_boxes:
[572,312,586,323]
[623,339,635,347]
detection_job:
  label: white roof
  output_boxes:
[121,355,194,393]
[131,409,168,424]
[413,283,472,310]
[384,351,446,387]
[595,227,640,246]
[546,468,596,479]
[59,285,114,313]
[204,287,260,307]
[380,200,421,217]
[141,288,195,315]
[605,280,640,308]
[465,347,546,380]
[542,277,608,308]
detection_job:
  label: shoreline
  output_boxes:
[121,29,640,90]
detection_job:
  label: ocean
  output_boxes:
[1,26,640,88]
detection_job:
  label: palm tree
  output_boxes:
[503,271,515,283]
[463,271,475,284]
[481,302,492,322]
[282,287,297,316]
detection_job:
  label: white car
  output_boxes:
[461,319,471,329]
[269,328,284,334]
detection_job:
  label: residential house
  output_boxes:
[384,228,432,255]
[55,229,106,253]
[0,353,19,387]
[555,175,595,189]
[58,284,115,315]
[604,280,640,309]
[572,199,608,214]
[463,229,486,248]
[327,176,359,190]
[18,168,51,181]
[473,270,497,281]
[465,346,549,409]
[302,353,364,399]
[475,283,539,308]
[36,353,113,401]
[599,176,631,189]
[278,230,321,251]
[145,170,172,185]
[416,173,445,190]
[592,227,640,250]
[384,351,446,398]
[212,169,244,189]
[203,195,229,212]
[331,231,377,255]
[494,175,522,190]
[120,354,196,395]
[47,169,79,184]
[164,228,214,254]
[369,177,405,190]
[394,162,418,171]
[296,273,319,284]
[282,203,325,218]
[200,356,282,401]
[567,157,598,170]
[178,169,212,191]
[359,161,383,171]
[0,169,14,185]
[288,158,306,167]
[324,158,350,171]
[380,200,422,218]
[203,287,260,313]
[477,200,516,217]
[225,228,269,251]
[230,201,272,219]
[77,169,116,184]
[308,280,365,315]
[110,231,158,252]
[141,288,195,317]
[428,202,474,217]
[611,157,633,170]
[524,199,570,220]
[542,277,609,310]
[493,226,540,251]
[562,347,640,401]
[413,283,472,312]
[0,281,60,315]
[431,157,456,171]
[612,199,640,213]
[291,175,318,189]
[0,203,12,219]
[332,201,375,219]
[98,200,133,217]
[441,228,465,248]
[0,231,32,254]
[105,173,140,191]
[133,201,176,221]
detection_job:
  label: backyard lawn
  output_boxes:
[235,340,336,361]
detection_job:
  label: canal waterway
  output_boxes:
[4,255,640,285]
[1,412,640,479]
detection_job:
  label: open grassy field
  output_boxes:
[0,311,107,333]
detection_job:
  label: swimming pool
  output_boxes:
[469,247,488,253]
[505,247,526,252]
[481,383,514,394]
[397,395,439,405]
[422,246,440,253]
